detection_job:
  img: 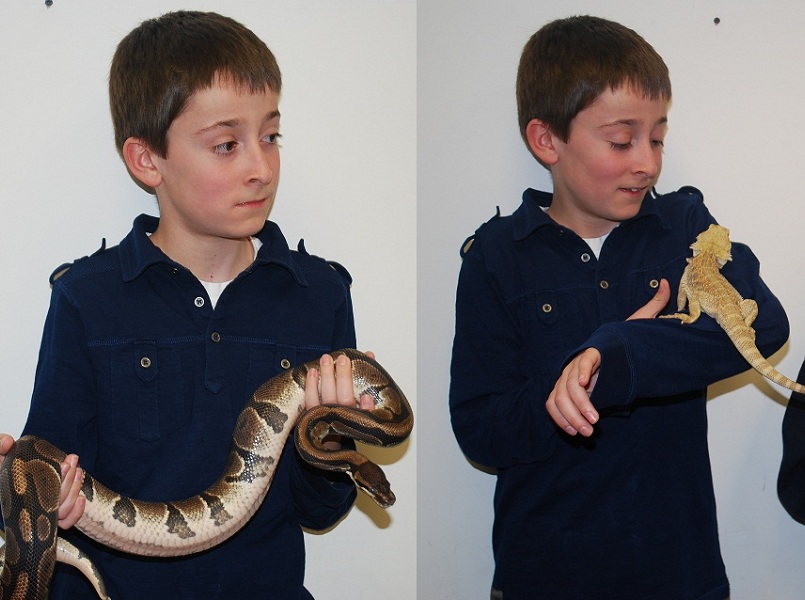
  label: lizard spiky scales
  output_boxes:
[661,224,805,394]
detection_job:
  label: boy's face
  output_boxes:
[149,79,281,242]
[545,86,668,238]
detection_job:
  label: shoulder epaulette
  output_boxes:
[653,185,702,200]
[460,206,502,257]
[460,235,476,257]
[677,185,702,196]
[296,239,353,284]
[49,238,107,285]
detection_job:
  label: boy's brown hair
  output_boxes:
[516,15,671,154]
[109,10,282,158]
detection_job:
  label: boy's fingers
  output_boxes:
[304,367,320,409]
[546,395,577,436]
[628,278,670,320]
[547,359,598,437]
[318,354,336,404]
[58,494,86,529]
[547,391,591,436]
[57,454,86,528]
[559,398,594,436]
[306,354,373,408]
[57,467,83,520]
[59,455,79,499]
[334,354,354,406]
[0,434,15,457]
[359,394,375,410]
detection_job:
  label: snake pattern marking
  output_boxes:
[0,349,413,600]
[661,224,805,394]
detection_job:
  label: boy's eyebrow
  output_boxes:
[198,110,281,134]
[599,116,668,129]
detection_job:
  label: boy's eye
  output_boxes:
[264,133,283,145]
[213,141,238,155]
[609,139,665,150]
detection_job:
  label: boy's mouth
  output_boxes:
[237,198,267,207]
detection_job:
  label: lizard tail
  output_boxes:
[726,321,805,395]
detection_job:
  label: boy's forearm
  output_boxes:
[567,231,789,407]
[450,374,562,469]
[291,451,357,530]
[586,282,790,407]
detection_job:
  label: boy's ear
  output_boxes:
[122,137,162,188]
[525,119,559,166]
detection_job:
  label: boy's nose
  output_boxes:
[634,144,661,179]
[247,147,276,183]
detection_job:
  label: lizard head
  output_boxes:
[690,224,732,267]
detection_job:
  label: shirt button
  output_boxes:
[599,280,610,290]
[649,279,659,289]
[280,358,291,369]
[211,332,221,343]
[580,253,591,263]
[140,357,152,368]
[194,296,205,307]
[541,303,552,313]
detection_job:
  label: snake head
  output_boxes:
[351,460,396,508]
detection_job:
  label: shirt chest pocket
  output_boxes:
[519,291,587,374]
[109,341,192,442]
[240,345,328,417]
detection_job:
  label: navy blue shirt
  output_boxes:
[778,360,805,523]
[22,215,357,599]
[450,188,790,599]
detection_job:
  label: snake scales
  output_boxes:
[0,349,413,600]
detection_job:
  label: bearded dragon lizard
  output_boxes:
[661,223,805,394]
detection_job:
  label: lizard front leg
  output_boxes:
[663,292,702,324]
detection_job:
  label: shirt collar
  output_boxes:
[512,188,670,241]
[119,214,308,286]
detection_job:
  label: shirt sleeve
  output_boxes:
[583,240,790,408]
[290,271,359,530]
[450,226,791,471]
[778,361,805,523]
[450,245,563,469]
[22,281,99,466]
[1,281,99,534]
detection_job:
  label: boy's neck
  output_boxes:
[149,227,256,283]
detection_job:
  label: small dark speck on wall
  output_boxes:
[714,17,721,25]
[45,0,53,6]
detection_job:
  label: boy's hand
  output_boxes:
[0,433,14,464]
[304,352,376,449]
[546,348,601,437]
[545,278,670,437]
[0,433,86,529]
[627,278,670,320]
[58,453,86,529]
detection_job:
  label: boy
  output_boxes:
[0,10,374,599]
[778,359,805,522]
[449,15,790,599]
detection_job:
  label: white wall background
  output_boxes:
[5,1,805,598]
[419,1,805,599]
[0,1,415,599]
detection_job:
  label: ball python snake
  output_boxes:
[0,349,413,600]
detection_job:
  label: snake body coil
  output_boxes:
[0,349,413,599]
